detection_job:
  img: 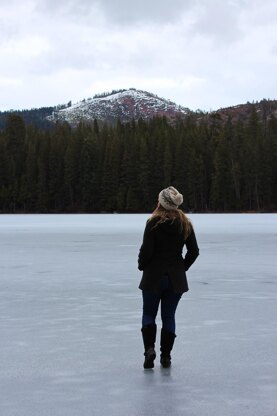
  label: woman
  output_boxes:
[138,186,199,369]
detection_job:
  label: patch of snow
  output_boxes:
[47,89,189,124]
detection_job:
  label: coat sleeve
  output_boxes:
[138,220,155,271]
[183,226,199,271]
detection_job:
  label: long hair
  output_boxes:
[149,204,192,239]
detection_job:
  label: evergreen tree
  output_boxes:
[4,114,26,211]
[48,123,70,211]
[19,126,39,211]
[0,134,10,211]
[37,131,50,212]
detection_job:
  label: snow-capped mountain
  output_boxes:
[47,89,189,125]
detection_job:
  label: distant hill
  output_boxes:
[1,91,277,130]
[211,99,277,123]
[47,88,190,125]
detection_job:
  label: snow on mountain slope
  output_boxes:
[47,89,189,125]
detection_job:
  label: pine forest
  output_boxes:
[0,108,276,213]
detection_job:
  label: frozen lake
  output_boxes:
[0,213,276,416]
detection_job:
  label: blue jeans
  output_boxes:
[142,276,182,333]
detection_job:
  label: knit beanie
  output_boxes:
[158,186,183,210]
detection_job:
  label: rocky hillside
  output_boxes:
[1,92,277,130]
[47,88,189,125]
[212,99,277,122]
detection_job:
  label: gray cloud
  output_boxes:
[93,0,191,24]
[1,0,277,111]
[188,0,247,44]
[36,0,192,25]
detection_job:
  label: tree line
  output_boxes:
[0,108,276,213]
[0,107,54,131]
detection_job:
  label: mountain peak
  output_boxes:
[47,88,189,125]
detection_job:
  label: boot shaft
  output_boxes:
[141,324,157,350]
[160,328,176,356]
[160,329,176,368]
[141,324,157,369]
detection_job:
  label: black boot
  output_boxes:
[160,328,176,368]
[141,324,157,369]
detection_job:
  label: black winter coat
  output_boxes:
[138,217,199,294]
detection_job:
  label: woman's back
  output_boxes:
[147,217,185,260]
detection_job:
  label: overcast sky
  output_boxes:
[0,0,276,111]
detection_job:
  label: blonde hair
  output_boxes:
[149,204,192,239]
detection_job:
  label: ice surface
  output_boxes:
[0,213,276,416]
